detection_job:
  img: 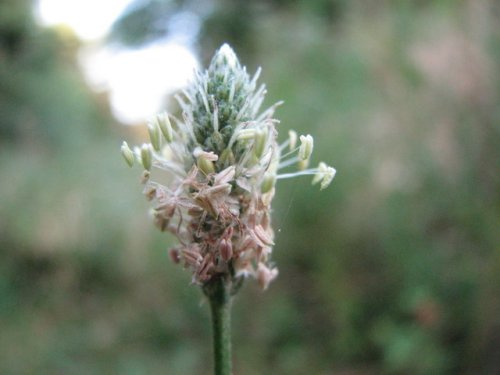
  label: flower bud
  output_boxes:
[254,224,274,246]
[214,43,238,69]
[219,238,233,261]
[298,134,314,160]
[194,147,217,175]
[120,141,135,167]
[193,147,218,161]
[197,158,215,175]
[219,148,235,166]
[140,144,153,171]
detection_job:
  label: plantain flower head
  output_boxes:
[121,44,335,290]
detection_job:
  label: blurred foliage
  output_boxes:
[1,0,500,374]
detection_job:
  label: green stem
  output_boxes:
[205,277,232,375]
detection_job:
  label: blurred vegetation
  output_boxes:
[1,0,499,374]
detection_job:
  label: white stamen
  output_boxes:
[298,134,314,160]
[312,162,329,185]
[157,112,173,143]
[140,143,153,171]
[288,130,298,150]
[276,168,319,180]
[278,156,300,169]
[279,139,290,152]
[120,141,135,167]
[148,120,162,151]
[320,166,336,190]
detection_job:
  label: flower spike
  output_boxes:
[119,44,335,290]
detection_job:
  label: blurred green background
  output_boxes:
[1,0,499,374]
